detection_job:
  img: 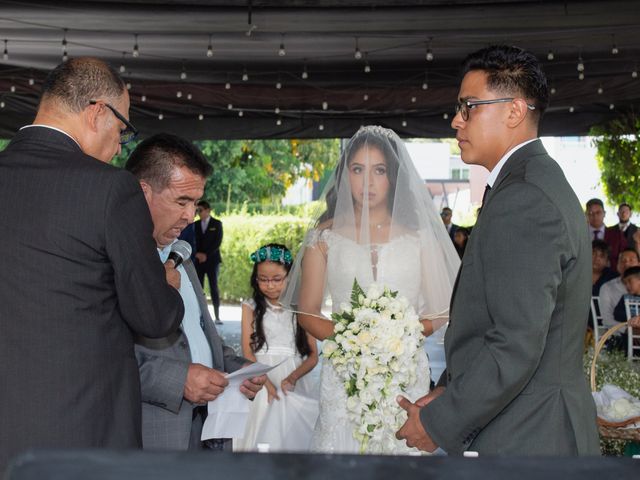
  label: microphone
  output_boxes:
[167,240,192,268]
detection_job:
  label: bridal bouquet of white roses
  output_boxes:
[322,279,424,453]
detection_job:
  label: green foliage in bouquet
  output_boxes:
[584,348,640,456]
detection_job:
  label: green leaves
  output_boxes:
[591,114,640,210]
[351,278,365,307]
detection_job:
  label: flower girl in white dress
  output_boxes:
[234,244,319,452]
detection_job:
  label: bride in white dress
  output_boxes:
[280,126,460,454]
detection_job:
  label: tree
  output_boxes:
[108,138,340,208]
[591,114,640,210]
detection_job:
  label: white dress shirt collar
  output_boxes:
[20,124,81,149]
[486,138,538,188]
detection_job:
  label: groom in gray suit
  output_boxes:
[397,45,600,455]
[126,133,265,450]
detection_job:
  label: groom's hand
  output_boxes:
[395,395,438,452]
[415,386,445,407]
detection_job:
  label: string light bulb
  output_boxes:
[225,81,231,90]
[28,77,35,86]
[578,72,584,80]
[276,118,282,126]
[411,96,416,103]
[597,86,603,94]
[443,113,449,120]
[322,101,328,110]
[363,93,369,101]
[126,82,131,90]
[318,123,324,131]
[577,56,584,72]
[206,35,213,57]
[187,93,192,100]
[0,101,4,109]
[425,38,434,61]
[354,38,362,60]
[141,94,147,102]
[278,34,286,57]
[547,50,554,61]
[402,119,407,127]
[611,35,619,55]
[550,86,557,95]
[62,29,68,62]
[180,64,187,80]
[364,59,371,73]
[176,90,182,98]
[632,70,638,79]
[276,77,282,89]
[3,40,8,61]
[198,113,204,120]
[275,106,280,114]
[133,34,139,58]
[158,113,164,120]
[301,64,308,80]
[10,85,15,93]
[242,69,249,82]
[569,106,574,113]
[119,53,126,73]
[609,104,615,110]
[238,110,243,117]
[227,103,233,110]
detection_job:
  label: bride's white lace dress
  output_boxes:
[311,229,431,454]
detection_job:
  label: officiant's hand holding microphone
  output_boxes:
[163,240,193,290]
[395,387,445,452]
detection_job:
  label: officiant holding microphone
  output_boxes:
[397,45,600,455]
[126,133,265,451]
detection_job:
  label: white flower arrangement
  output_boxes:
[322,279,424,453]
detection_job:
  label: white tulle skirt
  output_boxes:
[233,351,319,452]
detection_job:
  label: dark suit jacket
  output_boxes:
[0,127,184,470]
[136,260,247,450]
[194,217,223,267]
[421,140,600,455]
[447,223,459,242]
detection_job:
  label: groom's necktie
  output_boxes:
[481,184,491,208]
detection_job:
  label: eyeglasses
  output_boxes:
[257,276,285,286]
[454,98,536,122]
[89,100,138,144]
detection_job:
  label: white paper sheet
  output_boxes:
[201,361,283,440]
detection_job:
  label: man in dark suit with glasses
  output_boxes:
[0,57,184,471]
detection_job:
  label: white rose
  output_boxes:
[367,284,383,300]
[334,322,346,333]
[339,302,352,314]
[357,330,373,345]
[322,340,338,356]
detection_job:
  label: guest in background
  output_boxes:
[592,240,618,296]
[195,200,224,325]
[600,248,640,336]
[126,133,264,451]
[440,207,459,242]
[0,58,184,471]
[453,227,470,258]
[586,198,627,267]
[617,203,638,247]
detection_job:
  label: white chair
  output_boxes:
[623,296,640,361]
[590,296,607,347]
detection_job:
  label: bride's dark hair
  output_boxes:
[250,243,311,357]
[317,130,400,226]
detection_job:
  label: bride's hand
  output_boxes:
[265,380,280,403]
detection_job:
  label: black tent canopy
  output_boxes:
[0,0,639,139]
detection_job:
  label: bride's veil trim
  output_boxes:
[280,125,460,330]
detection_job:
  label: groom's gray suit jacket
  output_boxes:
[421,140,600,455]
[135,259,247,450]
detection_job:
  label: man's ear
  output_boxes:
[85,102,103,134]
[139,180,153,201]
[506,98,530,128]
